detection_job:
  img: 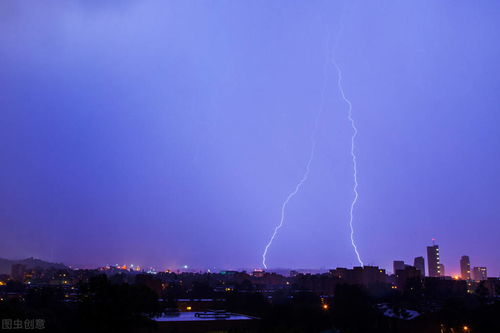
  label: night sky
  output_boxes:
[1,1,499,275]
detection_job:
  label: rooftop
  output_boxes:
[154,311,257,322]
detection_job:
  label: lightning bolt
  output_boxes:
[332,59,364,267]
[262,34,331,269]
[262,23,365,268]
[261,141,316,269]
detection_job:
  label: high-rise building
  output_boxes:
[427,244,441,277]
[395,265,422,290]
[472,267,487,281]
[414,256,425,276]
[460,256,471,280]
[393,260,405,274]
[439,263,445,277]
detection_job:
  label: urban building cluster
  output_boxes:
[391,242,491,292]
[1,246,499,333]
[392,243,488,281]
[1,243,498,301]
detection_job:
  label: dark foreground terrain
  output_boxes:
[1,267,500,332]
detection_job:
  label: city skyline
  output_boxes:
[1,1,500,275]
[1,240,493,282]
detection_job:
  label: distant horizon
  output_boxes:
[2,255,496,278]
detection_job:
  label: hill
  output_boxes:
[0,257,68,275]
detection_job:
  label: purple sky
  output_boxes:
[1,1,499,275]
